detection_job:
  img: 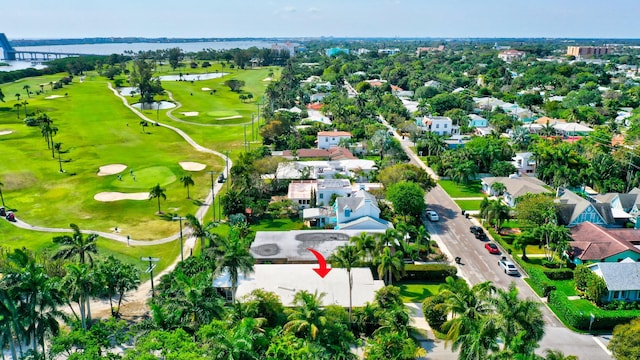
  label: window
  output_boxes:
[332,137,336,141]
[325,138,328,142]
[435,124,440,128]
[444,124,448,128]
[345,209,351,217]
[319,193,324,199]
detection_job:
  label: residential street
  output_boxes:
[380,118,613,359]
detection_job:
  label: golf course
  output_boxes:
[0,61,277,271]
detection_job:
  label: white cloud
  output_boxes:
[308,7,320,14]
[273,5,296,16]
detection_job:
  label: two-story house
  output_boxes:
[317,130,352,150]
[417,116,456,136]
[333,189,393,230]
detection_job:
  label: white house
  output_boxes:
[417,116,455,136]
[512,152,536,175]
[482,175,550,207]
[498,50,526,62]
[274,159,377,180]
[318,130,352,150]
[287,180,317,209]
[317,179,352,206]
[333,189,393,230]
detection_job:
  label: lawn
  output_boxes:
[0,62,271,269]
[438,180,484,198]
[397,281,444,302]
[455,199,484,211]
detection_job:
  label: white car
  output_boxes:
[426,210,439,222]
[498,258,519,275]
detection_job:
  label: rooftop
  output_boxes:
[589,261,640,291]
[213,264,385,307]
[317,130,352,137]
[570,222,640,261]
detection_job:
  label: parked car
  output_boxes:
[470,225,482,235]
[475,231,487,240]
[499,257,519,275]
[5,212,16,222]
[426,210,439,222]
[485,242,501,255]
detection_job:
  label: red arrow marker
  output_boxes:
[307,248,332,278]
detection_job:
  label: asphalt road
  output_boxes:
[380,119,613,359]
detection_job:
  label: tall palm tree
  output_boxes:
[62,264,95,330]
[284,290,327,341]
[23,85,31,98]
[180,174,195,199]
[0,178,5,208]
[185,214,215,256]
[139,120,148,133]
[52,223,99,265]
[148,184,167,214]
[21,101,28,117]
[374,247,404,285]
[375,228,400,253]
[329,245,361,325]
[0,287,22,360]
[216,234,254,303]
[416,225,431,256]
[13,103,21,118]
[491,283,544,357]
[54,142,63,172]
[351,232,376,263]
[14,93,20,101]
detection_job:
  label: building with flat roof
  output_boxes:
[251,229,385,263]
[567,46,610,57]
[213,264,385,306]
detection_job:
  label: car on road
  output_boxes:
[475,231,487,240]
[485,242,501,254]
[499,257,519,275]
[426,210,439,222]
[470,225,482,235]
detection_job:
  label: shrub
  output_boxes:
[422,294,447,332]
[574,265,591,292]
[586,275,608,305]
[402,264,457,281]
[549,291,640,330]
[542,259,561,268]
[23,117,38,126]
[543,268,574,280]
[525,268,551,297]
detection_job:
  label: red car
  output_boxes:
[485,242,501,255]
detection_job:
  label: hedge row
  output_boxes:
[525,268,557,297]
[543,268,574,280]
[549,290,640,330]
[402,263,457,281]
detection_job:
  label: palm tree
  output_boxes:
[490,182,507,196]
[14,93,20,101]
[21,101,28,117]
[351,232,376,263]
[416,225,431,256]
[491,283,544,357]
[216,233,254,302]
[139,120,148,133]
[0,287,22,360]
[329,245,360,325]
[482,199,510,231]
[62,264,95,330]
[0,178,5,208]
[185,214,215,256]
[148,184,167,214]
[13,103,21,118]
[22,85,30,98]
[52,223,99,265]
[54,142,63,172]
[543,349,578,360]
[284,290,327,341]
[180,174,195,199]
[375,246,404,285]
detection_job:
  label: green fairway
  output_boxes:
[0,63,272,259]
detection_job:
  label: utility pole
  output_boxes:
[206,171,217,221]
[172,216,186,261]
[141,257,160,298]
[224,150,230,192]
[243,124,248,152]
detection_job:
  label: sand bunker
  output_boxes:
[97,164,127,176]
[94,192,149,202]
[201,87,212,91]
[0,130,13,136]
[45,95,63,99]
[263,77,273,81]
[179,162,206,171]
[180,111,199,117]
[217,115,243,120]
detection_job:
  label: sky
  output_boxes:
[3,0,639,39]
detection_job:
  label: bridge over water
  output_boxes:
[1,33,96,61]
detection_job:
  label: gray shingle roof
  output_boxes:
[590,262,640,291]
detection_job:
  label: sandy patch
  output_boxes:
[263,77,273,81]
[179,162,206,171]
[132,101,176,110]
[0,130,13,136]
[94,192,149,202]
[180,111,199,117]
[201,87,212,91]
[97,164,127,176]
[217,115,243,120]
[45,95,63,99]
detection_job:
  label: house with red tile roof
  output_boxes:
[568,222,640,264]
[317,130,352,150]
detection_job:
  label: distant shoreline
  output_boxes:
[10,37,296,47]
